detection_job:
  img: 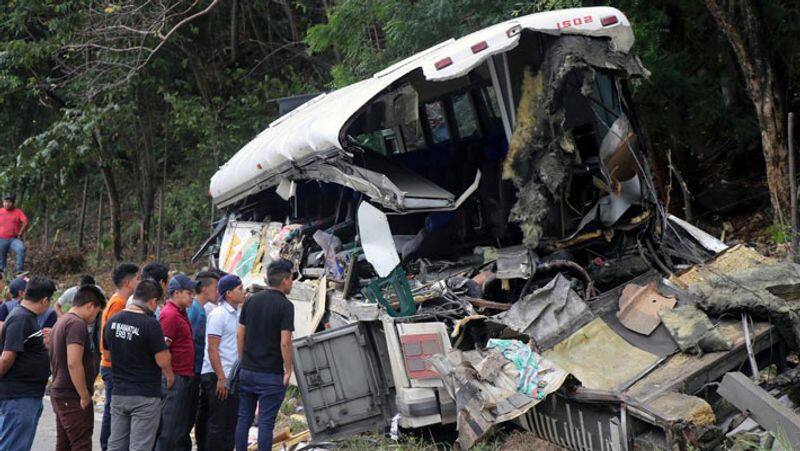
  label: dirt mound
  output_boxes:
[26,245,85,276]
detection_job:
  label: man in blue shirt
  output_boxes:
[186,271,219,451]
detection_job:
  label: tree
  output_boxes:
[705,0,791,223]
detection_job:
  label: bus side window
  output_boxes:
[425,101,451,144]
[451,93,481,141]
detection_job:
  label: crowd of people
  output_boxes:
[0,258,297,451]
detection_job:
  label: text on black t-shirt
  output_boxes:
[104,310,167,398]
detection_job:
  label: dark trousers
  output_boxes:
[201,373,239,451]
[194,373,207,451]
[154,374,195,451]
[0,397,43,451]
[100,366,113,450]
[51,397,93,451]
[235,369,285,451]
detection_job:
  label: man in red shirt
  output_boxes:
[155,274,198,451]
[0,195,28,275]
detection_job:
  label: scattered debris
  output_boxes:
[199,6,800,450]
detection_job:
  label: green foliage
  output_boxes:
[0,0,797,265]
[307,0,581,86]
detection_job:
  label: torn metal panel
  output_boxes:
[503,35,648,248]
[493,273,593,349]
[292,323,395,441]
[516,395,625,451]
[543,318,661,391]
[718,372,800,449]
[667,215,728,254]
[495,245,535,279]
[616,281,676,336]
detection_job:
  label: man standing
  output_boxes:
[235,260,295,451]
[105,280,174,451]
[49,285,107,451]
[99,263,139,451]
[0,277,26,332]
[155,274,198,451]
[0,195,27,276]
[187,270,219,451]
[0,276,56,451]
[201,275,244,450]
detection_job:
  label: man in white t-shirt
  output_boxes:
[198,275,244,450]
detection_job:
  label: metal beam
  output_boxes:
[717,372,800,448]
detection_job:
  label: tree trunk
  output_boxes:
[98,165,122,261]
[279,0,299,42]
[94,130,123,260]
[77,176,89,249]
[230,0,239,64]
[705,0,790,223]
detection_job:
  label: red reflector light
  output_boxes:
[471,41,488,53]
[256,163,263,169]
[434,57,453,70]
[601,15,618,26]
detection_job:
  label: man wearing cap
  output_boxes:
[155,273,198,451]
[200,274,244,450]
[0,195,28,276]
[235,259,295,451]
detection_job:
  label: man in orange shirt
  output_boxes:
[98,263,139,451]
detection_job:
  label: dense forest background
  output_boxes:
[0,0,798,269]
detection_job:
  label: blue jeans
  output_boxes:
[235,370,285,451]
[0,397,43,451]
[0,238,25,273]
[100,366,113,450]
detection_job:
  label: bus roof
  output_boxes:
[210,6,634,208]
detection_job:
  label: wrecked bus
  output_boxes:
[199,6,800,450]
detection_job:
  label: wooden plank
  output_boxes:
[718,372,800,448]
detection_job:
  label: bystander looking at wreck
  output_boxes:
[235,260,296,451]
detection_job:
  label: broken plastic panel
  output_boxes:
[357,202,400,277]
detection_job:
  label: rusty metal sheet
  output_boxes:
[617,282,676,335]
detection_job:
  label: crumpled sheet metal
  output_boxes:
[429,343,567,449]
[617,281,676,335]
[504,35,649,248]
[543,318,660,391]
[672,245,800,348]
[658,305,732,355]
[493,273,594,350]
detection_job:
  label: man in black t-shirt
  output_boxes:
[0,276,56,451]
[235,259,295,451]
[104,280,175,451]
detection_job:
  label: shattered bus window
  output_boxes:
[425,100,451,144]
[451,93,480,141]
